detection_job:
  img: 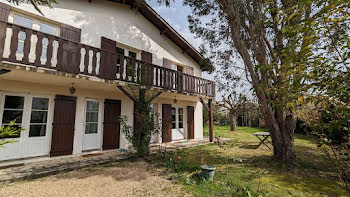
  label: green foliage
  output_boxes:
[6,0,57,15]
[0,120,23,147]
[203,102,230,126]
[119,93,161,157]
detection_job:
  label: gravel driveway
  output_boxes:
[0,161,184,197]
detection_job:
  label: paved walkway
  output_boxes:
[0,138,212,185]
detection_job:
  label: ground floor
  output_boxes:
[0,69,205,162]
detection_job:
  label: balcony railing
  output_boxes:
[0,22,215,97]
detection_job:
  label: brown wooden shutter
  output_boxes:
[187,106,195,139]
[60,24,81,42]
[0,2,10,22]
[142,50,153,85]
[186,66,194,75]
[163,58,172,69]
[162,104,172,143]
[103,99,121,150]
[141,50,152,64]
[50,95,77,157]
[101,37,116,53]
[99,37,118,80]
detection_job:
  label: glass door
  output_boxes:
[83,100,100,151]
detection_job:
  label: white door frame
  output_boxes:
[82,98,102,151]
[171,105,185,141]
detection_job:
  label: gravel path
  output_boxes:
[0,161,184,197]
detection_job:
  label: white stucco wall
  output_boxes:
[0,0,208,161]
[0,75,134,159]
[0,68,205,160]
[0,0,203,77]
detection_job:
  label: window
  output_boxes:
[1,95,25,138]
[172,107,176,129]
[128,51,137,59]
[116,47,125,55]
[171,107,184,130]
[13,15,33,55]
[29,97,49,137]
[12,14,58,58]
[85,100,99,134]
[178,108,183,129]
[40,23,56,59]
[40,23,56,35]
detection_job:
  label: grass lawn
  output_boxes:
[1,126,345,196]
[146,126,346,197]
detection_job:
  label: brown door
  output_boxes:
[187,106,195,139]
[162,104,172,143]
[103,99,121,150]
[50,95,77,157]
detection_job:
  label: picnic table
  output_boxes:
[253,132,272,149]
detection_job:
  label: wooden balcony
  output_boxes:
[0,22,215,97]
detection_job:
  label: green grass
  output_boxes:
[146,126,346,197]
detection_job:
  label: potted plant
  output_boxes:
[198,152,216,181]
[200,165,216,181]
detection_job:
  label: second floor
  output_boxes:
[0,0,215,97]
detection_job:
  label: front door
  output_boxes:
[83,99,100,151]
[50,95,77,157]
[102,99,121,150]
[187,106,194,139]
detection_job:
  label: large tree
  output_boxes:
[218,92,246,131]
[180,0,350,167]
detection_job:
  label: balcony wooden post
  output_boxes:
[200,98,214,142]
[208,99,214,142]
[0,22,6,61]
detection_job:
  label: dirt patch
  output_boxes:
[0,161,185,197]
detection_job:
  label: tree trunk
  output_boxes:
[223,2,297,168]
[230,114,237,131]
[262,107,297,168]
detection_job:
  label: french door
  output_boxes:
[171,107,184,141]
[83,99,101,151]
[0,93,51,161]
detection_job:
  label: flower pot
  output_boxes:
[201,165,216,181]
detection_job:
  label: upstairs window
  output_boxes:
[13,15,33,55]
[11,13,58,59]
[116,47,125,55]
[128,51,137,59]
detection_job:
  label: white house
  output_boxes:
[0,0,215,162]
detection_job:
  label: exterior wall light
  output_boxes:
[174,96,177,104]
[70,83,76,95]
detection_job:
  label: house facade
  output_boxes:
[0,0,215,162]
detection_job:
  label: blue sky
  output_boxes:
[148,1,223,100]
